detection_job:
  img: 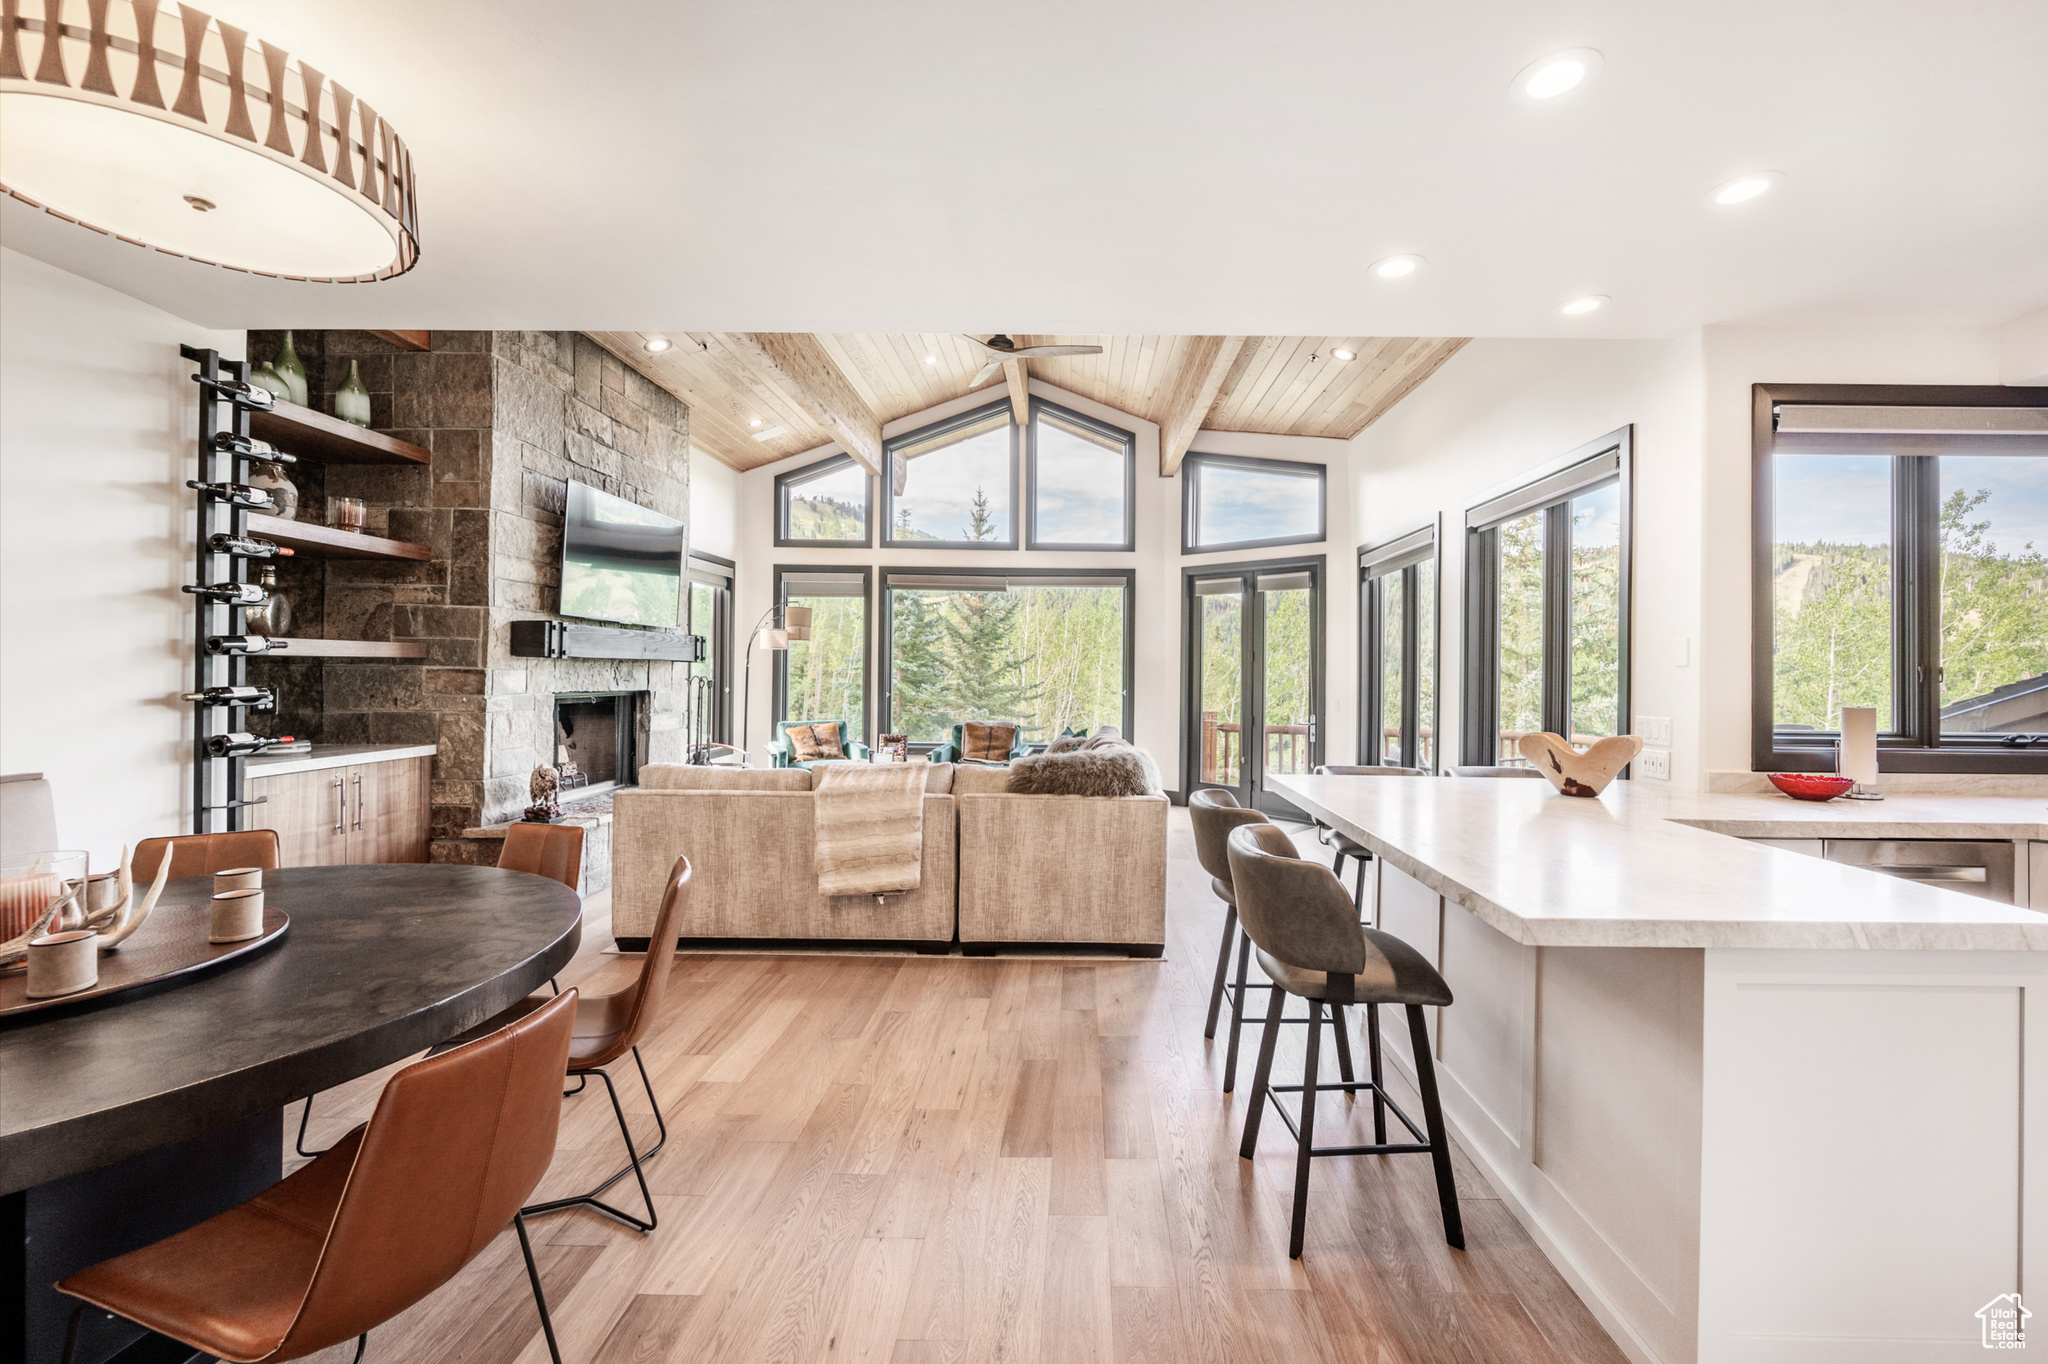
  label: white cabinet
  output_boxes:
[2031,842,2046,912]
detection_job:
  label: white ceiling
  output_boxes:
[5,0,2044,337]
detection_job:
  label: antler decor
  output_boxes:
[82,846,173,950]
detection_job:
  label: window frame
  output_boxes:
[774,452,874,549]
[1751,382,2048,774]
[1025,399,1137,551]
[880,400,1021,551]
[771,563,873,748]
[1460,427,1634,769]
[877,565,1137,754]
[687,552,735,745]
[1360,521,1440,770]
[1181,452,1328,556]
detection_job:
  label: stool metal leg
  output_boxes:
[1330,1002,1356,1084]
[1366,1003,1387,1144]
[1238,983,1288,1157]
[1407,1003,1464,1250]
[1204,904,1239,1039]
[1353,857,1369,918]
[1290,999,1323,1259]
[1222,931,1254,1091]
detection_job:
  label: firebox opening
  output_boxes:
[554,692,639,799]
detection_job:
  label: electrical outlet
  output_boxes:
[1637,747,1672,781]
[1637,715,1672,745]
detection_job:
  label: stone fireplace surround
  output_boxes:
[246,330,690,866]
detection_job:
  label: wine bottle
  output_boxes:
[206,732,293,757]
[208,533,294,559]
[186,480,276,511]
[183,581,270,607]
[212,432,295,463]
[181,686,276,710]
[206,635,290,655]
[191,374,277,410]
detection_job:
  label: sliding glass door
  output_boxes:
[1185,558,1323,817]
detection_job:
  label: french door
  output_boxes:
[1184,557,1324,819]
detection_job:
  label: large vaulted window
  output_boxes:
[881,569,1133,747]
[1028,401,1135,551]
[1754,386,2048,772]
[883,402,1018,549]
[1462,429,1632,768]
[775,567,870,742]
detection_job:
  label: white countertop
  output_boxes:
[1268,775,2048,952]
[245,743,437,777]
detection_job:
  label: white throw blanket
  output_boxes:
[813,762,926,897]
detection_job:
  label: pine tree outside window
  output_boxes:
[882,401,1019,550]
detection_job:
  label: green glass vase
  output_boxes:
[272,330,309,407]
[334,358,372,428]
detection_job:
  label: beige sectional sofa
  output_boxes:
[610,760,1167,955]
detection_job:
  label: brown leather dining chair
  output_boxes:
[58,988,580,1364]
[132,829,281,881]
[295,822,588,1158]
[438,855,693,1234]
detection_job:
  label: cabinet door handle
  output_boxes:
[333,776,346,834]
[353,772,364,831]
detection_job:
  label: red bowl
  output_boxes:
[1767,773,1855,801]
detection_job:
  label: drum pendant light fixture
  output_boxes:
[0,0,420,282]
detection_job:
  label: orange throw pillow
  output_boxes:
[811,722,845,759]
[787,724,822,762]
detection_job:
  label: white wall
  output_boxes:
[1350,338,1707,786]
[729,380,1349,791]
[0,248,243,864]
[1696,324,2005,773]
[688,451,739,562]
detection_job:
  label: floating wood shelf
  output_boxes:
[246,514,431,562]
[249,400,429,466]
[264,639,429,659]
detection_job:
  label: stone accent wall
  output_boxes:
[245,330,689,869]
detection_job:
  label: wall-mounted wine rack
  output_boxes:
[183,344,293,833]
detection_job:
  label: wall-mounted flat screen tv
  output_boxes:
[559,480,684,629]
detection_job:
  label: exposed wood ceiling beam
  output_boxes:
[1003,359,1030,427]
[1155,335,1248,477]
[717,332,883,475]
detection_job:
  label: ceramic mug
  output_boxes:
[26,929,99,998]
[211,888,265,943]
[214,867,263,894]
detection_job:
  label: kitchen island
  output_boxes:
[1270,774,2048,1364]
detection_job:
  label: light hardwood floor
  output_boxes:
[288,812,1627,1364]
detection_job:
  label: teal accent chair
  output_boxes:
[927,721,1030,765]
[769,718,870,769]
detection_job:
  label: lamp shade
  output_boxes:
[757,628,789,651]
[0,0,419,282]
[785,625,811,642]
[783,604,814,630]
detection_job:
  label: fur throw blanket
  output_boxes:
[813,761,925,896]
[1007,743,1160,798]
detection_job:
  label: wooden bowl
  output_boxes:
[1767,773,1855,802]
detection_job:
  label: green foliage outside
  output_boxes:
[1569,495,1623,742]
[1497,512,1545,754]
[1937,487,2048,719]
[1198,594,1242,784]
[783,595,866,728]
[1262,588,1312,773]
[786,494,865,541]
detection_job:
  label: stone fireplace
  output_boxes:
[244,329,691,867]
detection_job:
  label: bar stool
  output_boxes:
[1190,789,1353,1093]
[1310,764,1424,918]
[1227,821,1463,1258]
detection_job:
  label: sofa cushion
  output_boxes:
[948,764,1015,796]
[922,762,955,794]
[1007,747,1150,797]
[962,721,1018,761]
[787,724,823,762]
[812,721,846,759]
[638,764,813,791]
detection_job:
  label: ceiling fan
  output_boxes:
[961,334,1102,387]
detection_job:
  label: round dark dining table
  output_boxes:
[1,862,582,1364]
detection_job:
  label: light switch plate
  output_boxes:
[1638,748,1672,781]
[1637,715,1673,745]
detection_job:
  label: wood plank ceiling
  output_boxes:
[587,332,1467,475]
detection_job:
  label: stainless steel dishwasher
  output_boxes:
[1821,839,2018,904]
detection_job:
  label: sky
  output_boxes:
[1777,454,2048,552]
[895,426,1011,540]
[1193,463,1321,547]
[1032,423,1126,544]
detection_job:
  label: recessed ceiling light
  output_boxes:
[1369,254,1424,280]
[1709,170,1785,206]
[749,418,763,427]
[925,355,938,365]
[1332,347,1357,361]
[1559,294,1610,316]
[643,337,671,353]
[1511,48,1603,103]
